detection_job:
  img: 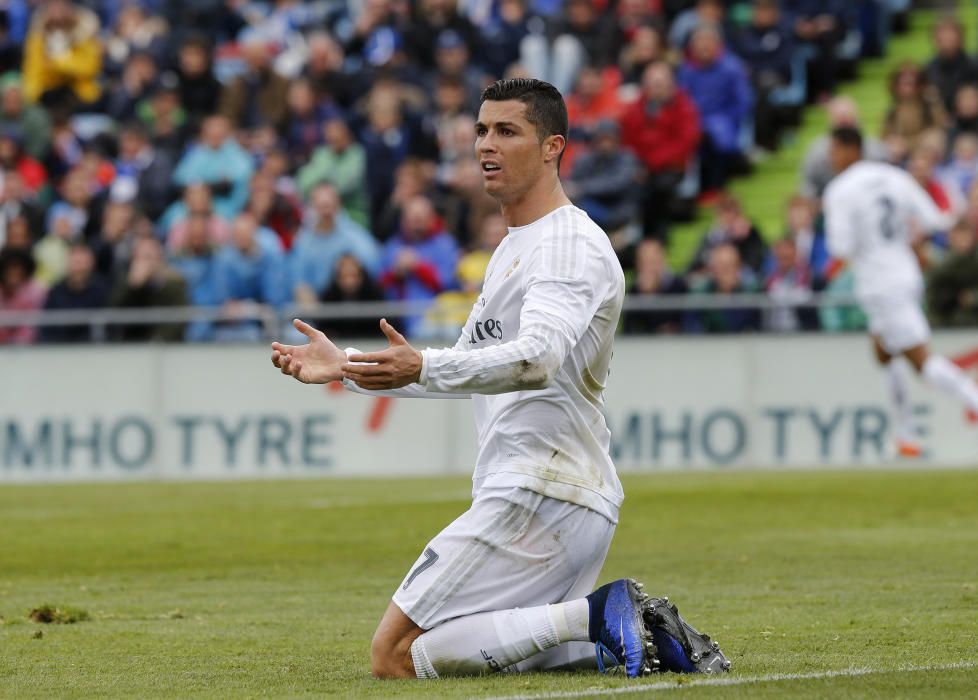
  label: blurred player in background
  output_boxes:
[270,79,727,680]
[825,126,978,456]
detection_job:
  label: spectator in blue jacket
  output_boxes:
[783,0,849,99]
[290,182,381,307]
[678,24,754,192]
[379,194,459,336]
[170,212,225,341]
[172,114,255,221]
[212,212,289,340]
[731,0,795,151]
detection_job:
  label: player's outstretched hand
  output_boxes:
[270,319,347,384]
[341,319,423,390]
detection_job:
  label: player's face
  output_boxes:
[475,100,552,203]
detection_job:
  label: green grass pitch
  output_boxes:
[2,469,977,698]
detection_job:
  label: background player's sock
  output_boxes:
[884,360,915,442]
[409,601,590,678]
[922,355,978,412]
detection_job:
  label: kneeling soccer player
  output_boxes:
[271,78,729,679]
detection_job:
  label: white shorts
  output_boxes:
[862,293,931,355]
[393,486,616,630]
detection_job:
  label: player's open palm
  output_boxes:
[270,319,346,384]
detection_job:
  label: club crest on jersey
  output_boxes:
[504,257,520,278]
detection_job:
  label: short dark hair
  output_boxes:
[480,78,568,145]
[831,125,863,152]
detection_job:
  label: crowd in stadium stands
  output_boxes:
[1,0,975,344]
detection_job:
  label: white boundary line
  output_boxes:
[479,661,977,700]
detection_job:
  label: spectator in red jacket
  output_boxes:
[0,128,46,195]
[564,65,625,172]
[620,60,701,241]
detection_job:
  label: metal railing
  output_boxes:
[0,293,864,342]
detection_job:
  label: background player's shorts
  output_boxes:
[861,293,931,355]
[393,485,615,630]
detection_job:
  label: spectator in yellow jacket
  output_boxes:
[22,0,102,108]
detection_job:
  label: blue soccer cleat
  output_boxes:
[642,596,731,674]
[586,578,657,677]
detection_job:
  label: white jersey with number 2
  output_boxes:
[824,161,949,301]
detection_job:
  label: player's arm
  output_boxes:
[343,292,488,399]
[901,169,960,233]
[340,333,470,400]
[345,232,606,395]
[823,185,857,261]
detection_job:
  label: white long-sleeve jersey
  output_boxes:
[344,205,626,522]
[824,161,953,301]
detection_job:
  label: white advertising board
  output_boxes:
[2,332,977,483]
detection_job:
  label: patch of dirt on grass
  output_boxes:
[28,604,90,624]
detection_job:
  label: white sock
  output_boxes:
[922,355,978,413]
[884,360,915,442]
[409,600,590,678]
